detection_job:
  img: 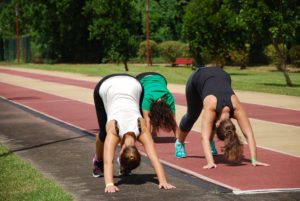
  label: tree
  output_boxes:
[182,0,234,67]
[0,0,32,62]
[237,0,300,86]
[0,0,12,61]
[84,0,142,71]
[0,0,103,63]
[136,0,187,42]
[23,0,102,63]
[219,1,253,69]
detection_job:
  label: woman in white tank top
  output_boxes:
[93,74,175,193]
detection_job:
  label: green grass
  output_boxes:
[1,62,300,96]
[0,144,73,201]
[226,67,300,96]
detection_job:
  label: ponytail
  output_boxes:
[218,119,244,162]
[149,100,176,133]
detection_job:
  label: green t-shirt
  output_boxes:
[139,74,175,113]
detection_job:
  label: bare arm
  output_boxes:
[201,107,217,169]
[103,121,120,193]
[142,110,152,133]
[172,114,180,139]
[138,119,175,189]
[232,96,269,166]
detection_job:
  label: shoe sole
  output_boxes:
[175,155,187,158]
[92,173,103,178]
[119,173,132,176]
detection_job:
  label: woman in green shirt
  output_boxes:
[136,72,178,138]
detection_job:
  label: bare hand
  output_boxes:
[104,185,119,193]
[252,161,270,167]
[158,182,176,190]
[203,163,217,169]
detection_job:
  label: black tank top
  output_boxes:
[192,67,235,117]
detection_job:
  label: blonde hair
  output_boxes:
[217,119,244,162]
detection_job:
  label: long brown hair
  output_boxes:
[120,146,141,172]
[149,100,177,133]
[217,119,243,162]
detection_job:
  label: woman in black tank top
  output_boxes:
[175,67,269,169]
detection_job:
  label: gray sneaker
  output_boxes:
[92,156,103,177]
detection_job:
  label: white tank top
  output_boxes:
[99,76,142,138]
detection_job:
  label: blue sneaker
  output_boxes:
[210,140,218,156]
[175,139,187,158]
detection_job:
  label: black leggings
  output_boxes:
[179,71,203,132]
[93,74,142,142]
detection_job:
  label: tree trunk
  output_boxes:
[282,69,293,86]
[273,42,293,87]
[194,49,202,68]
[240,64,247,70]
[124,61,129,71]
[0,37,4,61]
[240,54,247,69]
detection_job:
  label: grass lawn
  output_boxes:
[0,144,73,201]
[1,63,300,97]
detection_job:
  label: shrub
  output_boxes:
[158,41,190,63]
[138,40,159,59]
[197,47,226,68]
[229,45,250,69]
[264,44,287,66]
[289,45,300,67]
[102,48,121,64]
[31,41,43,63]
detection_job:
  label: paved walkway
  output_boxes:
[0,66,300,200]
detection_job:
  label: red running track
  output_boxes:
[1,69,300,194]
[1,68,300,127]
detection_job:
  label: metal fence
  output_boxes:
[1,35,31,63]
